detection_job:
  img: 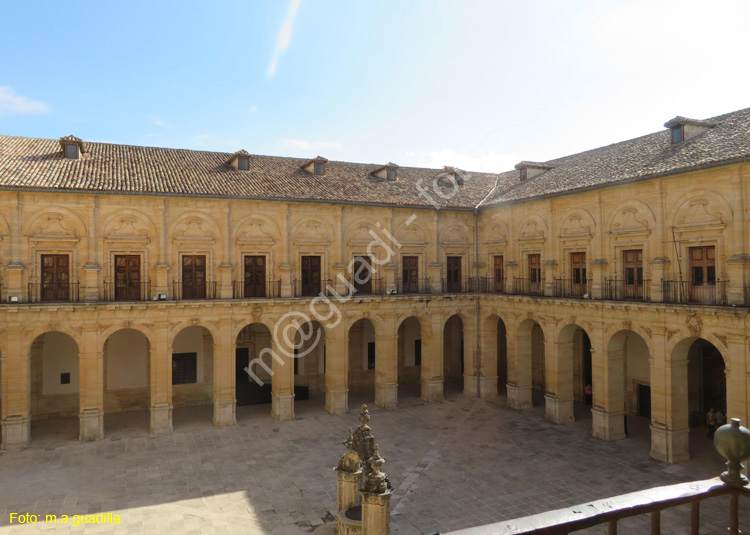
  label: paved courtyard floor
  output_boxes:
[0,384,747,534]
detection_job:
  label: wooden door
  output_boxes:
[301,256,321,296]
[352,256,372,294]
[244,255,266,297]
[41,254,69,302]
[528,254,541,293]
[402,256,418,293]
[623,249,643,299]
[447,256,462,293]
[182,255,206,299]
[115,255,141,301]
[571,252,587,296]
[493,255,504,292]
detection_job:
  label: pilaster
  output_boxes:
[506,321,533,409]
[374,329,397,409]
[726,253,750,305]
[420,317,443,402]
[78,326,104,441]
[1,325,30,449]
[271,320,295,420]
[82,264,101,302]
[462,316,478,398]
[589,258,608,299]
[649,257,670,302]
[150,322,173,434]
[213,319,236,426]
[325,326,349,414]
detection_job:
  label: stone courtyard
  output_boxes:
[0,385,746,535]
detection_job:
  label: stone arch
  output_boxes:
[517,214,548,241]
[481,313,507,398]
[23,206,88,238]
[607,329,651,423]
[28,331,81,442]
[101,208,158,239]
[555,323,593,422]
[443,313,465,387]
[103,328,151,433]
[512,318,545,409]
[440,222,471,245]
[669,189,733,229]
[232,214,281,244]
[559,208,596,238]
[394,220,430,245]
[397,315,422,396]
[169,321,220,346]
[293,320,327,399]
[235,322,274,411]
[291,217,335,244]
[347,317,378,399]
[485,218,509,245]
[169,211,222,241]
[607,200,656,234]
[171,325,215,426]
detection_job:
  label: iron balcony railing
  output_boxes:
[662,280,728,306]
[172,281,217,300]
[479,276,506,294]
[510,277,544,296]
[232,280,281,299]
[28,281,80,303]
[603,278,651,302]
[553,278,592,298]
[394,277,433,295]
[336,277,384,297]
[441,277,479,294]
[104,281,151,302]
[293,279,333,297]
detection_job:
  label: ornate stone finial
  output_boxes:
[343,428,353,450]
[359,404,370,427]
[714,418,750,486]
[363,444,389,494]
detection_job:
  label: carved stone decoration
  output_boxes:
[395,223,428,245]
[441,224,470,245]
[560,214,592,238]
[642,327,652,340]
[713,334,728,349]
[348,223,376,245]
[363,444,388,494]
[622,320,633,331]
[337,429,361,473]
[250,306,263,323]
[294,221,330,243]
[686,314,703,337]
[108,215,149,239]
[675,198,724,227]
[31,213,77,238]
[518,218,545,241]
[175,217,214,239]
[486,223,508,245]
[236,219,275,244]
[611,207,650,234]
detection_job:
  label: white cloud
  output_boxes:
[152,119,169,127]
[0,86,50,117]
[402,148,518,174]
[267,0,302,77]
[250,106,258,112]
[283,138,343,151]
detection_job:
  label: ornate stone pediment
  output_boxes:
[236,219,275,244]
[611,207,650,235]
[174,217,215,243]
[29,213,80,242]
[560,214,592,239]
[293,220,330,245]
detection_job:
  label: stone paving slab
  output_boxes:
[0,388,747,534]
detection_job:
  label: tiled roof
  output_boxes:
[480,107,750,207]
[0,136,497,209]
[1,106,749,210]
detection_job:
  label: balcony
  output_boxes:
[293,279,333,297]
[28,281,80,303]
[441,277,479,294]
[479,276,506,294]
[172,281,217,300]
[104,281,152,302]
[662,280,728,306]
[394,277,433,295]
[232,280,281,299]
[603,278,651,302]
[553,278,592,299]
[509,277,544,297]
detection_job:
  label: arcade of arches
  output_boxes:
[0,298,745,468]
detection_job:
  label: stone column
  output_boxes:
[1,325,30,449]
[590,258,608,299]
[725,335,748,424]
[592,331,626,442]
[649,257,670,303]
[271,320,295,420]
[506,322,533,409]
[213,319,236,426]
[462,316,479,398]
[82,197,101,302]
[361,491,391,535]
[479,317,498,399]
[420,316,444,403]
[650,354,690,463]
[374,325,397,409]
[542,259,557,297]
[325,325,349,414]
[150,322,173,434]
[545,335,575,424]
[78,326,104,441]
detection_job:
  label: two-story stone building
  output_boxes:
[1,107,749,466]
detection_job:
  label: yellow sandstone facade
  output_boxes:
[0,110,748,467]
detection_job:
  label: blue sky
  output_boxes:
[1,0,749,172]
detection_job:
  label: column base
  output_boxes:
[213,398,236,427]
[592,408,626,441]
[375,382,398,409]
[650,425,690,463]
[79,409,104,442]
[1,416,30,450]
[463,374,479,398]
[421,378,444,403]
[506,384,533,409]
[150,403,173,434]
[272,392,295,420]
[545,395,574,424]
[479,376,498,399]
[326,388,349,415]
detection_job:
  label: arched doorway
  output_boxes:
[293,320,326,410]
[104,329,150,435]
[397,316,422,399]
[29,331,80,442]
[606,330,650,446]
[348,318,376,404]
[515,319,545,408]
[171,326,214,429]
[553,324,591,424]
[235,323,273,414]
[443,315,464,394]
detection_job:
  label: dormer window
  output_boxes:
[670,124,684,144]
[387,168,396,181]
[64,144,79,159]
[519,168,527,181]
[238,157,250,170]
[227,149,253,170]
[515,161,553,182]
[314,162,325,176]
